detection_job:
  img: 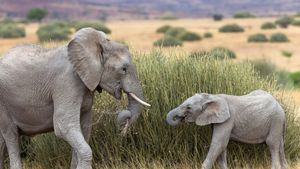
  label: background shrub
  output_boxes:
[292,20,300,26]
[26,50,300,168]
[233,12,256,18]
[165,27,186,37]
[72,21,111,34]
[212,14,223,21]
[176,31,201,41]
[275,16,294,28]
[153,36,183,47]
[203,32,213,38]
[156,25,172,33]
[247,58,293,88]
[210,47,236,59]
[219,24,244,32]
[36,21,71,42]
[270,33,289,42]
[0,23,25,38]
[248,33,268,42]
[261,22,276,29]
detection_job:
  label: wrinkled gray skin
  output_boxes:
[0,28,147,169]
[167,90,288,169]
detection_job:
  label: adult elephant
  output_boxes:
[0,28,150,169]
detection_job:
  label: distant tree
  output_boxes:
[27,8,48,22]
[212,14,223,21]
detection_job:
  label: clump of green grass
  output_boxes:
[156,25,172,33]
[270,33,289,42]
[26,49,300,168]
[281,50,293,58]
[261,22,276,29]
[248,33,268,42]
[0,23,25,38]
[153,36,183,47]
[203,32,213,38]
[177,31,201,41]
[219,24,244,33]
[290,71,300,88]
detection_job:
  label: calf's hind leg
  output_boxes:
[266,119,285,169]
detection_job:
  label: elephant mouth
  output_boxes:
[174,113,188,122]
[174,111,192,122]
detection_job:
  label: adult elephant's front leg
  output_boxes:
[53,96,92,169]
[216,149,227,169]
[70,110,92,169]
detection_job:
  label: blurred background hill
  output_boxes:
[1,0,300,20]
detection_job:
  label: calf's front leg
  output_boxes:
[202,124,231,169]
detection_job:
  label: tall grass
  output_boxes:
[25,49,300,168]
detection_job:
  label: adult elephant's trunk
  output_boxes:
[117,68,150,127]
[166,107,183,126]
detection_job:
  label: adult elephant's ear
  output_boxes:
[68,28,107,91]
[196,95,230,126]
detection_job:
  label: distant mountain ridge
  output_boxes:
[0,0,299,20]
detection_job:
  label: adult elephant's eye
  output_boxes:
[122,67,127,73]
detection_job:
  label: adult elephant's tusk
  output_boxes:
[129,92,151,107]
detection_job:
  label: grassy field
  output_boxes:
[1,18,300,169]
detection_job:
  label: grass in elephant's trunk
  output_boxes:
[24,49,300,169]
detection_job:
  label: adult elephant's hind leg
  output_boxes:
[0,134,6,169]
[53,99,92,169]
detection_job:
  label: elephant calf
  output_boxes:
[166,90,288,169]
